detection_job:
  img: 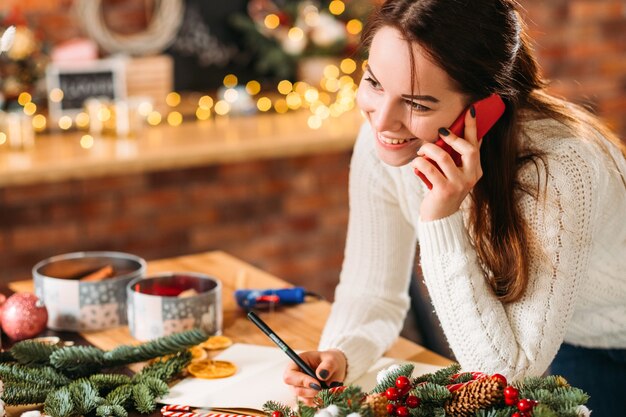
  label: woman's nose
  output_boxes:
[371,98,402,133]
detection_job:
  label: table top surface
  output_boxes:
[5,250,451,416]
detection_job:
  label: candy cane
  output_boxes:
[161,405,252,417]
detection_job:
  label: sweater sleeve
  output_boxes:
[318,124,417,382]
[417,137,600,381]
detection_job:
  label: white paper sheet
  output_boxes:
[159,343,443,412]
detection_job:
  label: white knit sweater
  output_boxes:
[319,119,626,383]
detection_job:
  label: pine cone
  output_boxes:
[365,393,389,417]
[444,377,504,417]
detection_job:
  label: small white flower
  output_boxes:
[376,364,402,384]
[314,410,334,417]
[20,411,42,417]
[346,413,361,417]
[576,405,591,417]
[0,26,15,54]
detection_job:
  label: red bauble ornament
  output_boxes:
[386,403,396,415]
[395,376,411,391]
[491,373,507,386]
[1,293,48,341]
[395,406,409,417]
[385,387,400,401]
[517,398,535,413]
[504,385,519,405]
[405,395,420,408]
[511,413,522,417]
[271,411,282,417]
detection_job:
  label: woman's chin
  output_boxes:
[375,148,413,167]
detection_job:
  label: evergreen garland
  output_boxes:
[0,329,208,416]
[263,363,590,417]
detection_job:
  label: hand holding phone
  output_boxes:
[415,94,505,189]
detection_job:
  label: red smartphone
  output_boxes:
[415,93,506,189]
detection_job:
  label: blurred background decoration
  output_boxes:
[0,7,50,113]
[230,0,373,81]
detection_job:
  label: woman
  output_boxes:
[283,0,626,414]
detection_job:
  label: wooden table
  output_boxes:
[6,251,451,416]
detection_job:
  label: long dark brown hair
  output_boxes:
[361,0,625,302]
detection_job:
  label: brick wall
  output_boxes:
[0,152,351,301]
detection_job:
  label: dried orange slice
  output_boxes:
[187,360,237,379]
[189,345,208,361]
[199,335,233,350]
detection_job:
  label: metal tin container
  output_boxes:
[33,251,146,331]
[126,272,222,341]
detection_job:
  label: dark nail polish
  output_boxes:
[438,127,449,136]
[330,381,343,388]
[309,383,321,391]
[319,369,329,379]
[470,105,476,118]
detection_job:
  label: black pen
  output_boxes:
[247,311,328,389]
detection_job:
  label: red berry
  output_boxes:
[517,399,534,412]
[504,386,519,399]
[395,406,409,417]
[511,413,522,417]
[385,387,400,401]
[386,404,396,415]
[395,376,411,391]
[271,411,283,417]
[406,395,421,408]
[491,373,507,386]
[505,395,518,406]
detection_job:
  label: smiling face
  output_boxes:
[356,26,470,167]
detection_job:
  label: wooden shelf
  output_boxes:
[0,109,362,187]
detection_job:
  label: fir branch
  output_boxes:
[44,387,74,417]
[411,382,452,404]
[451,372,473,384]
[49,345,105,377]
[106,384,134,407]
[263,400,297,417]
[134,350,192,382]
[132,383,156,414]
[2,382,51,405]
[88,373,132,393]
[68,379,102,415]
[96,404,128,417]
[0,363,70,386]
[372,363,415,393]
[138,376,169,398]
[413,363,461,385]
[11,340,60,365]
[103,329,207,366]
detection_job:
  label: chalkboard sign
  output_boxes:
[46,58,127,124]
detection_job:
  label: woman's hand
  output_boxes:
[283,349,347,405]
[411,107,482,221]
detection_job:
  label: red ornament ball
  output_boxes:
[271,411,282,417]
[405,395,421,408]
[1,293,48,341]
[517,398,535,413]
[386,403,396,415]
[395,406,409,417]
[385,387,400,401]
[395,376,411,391]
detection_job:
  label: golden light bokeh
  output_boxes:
[58,116,73,130]
[346,19,363,35]
[0,132,6,145]
[307,115,322,129]
[224,88,239,103]
[147,111,162,126]
[18,92,32,106]
[286,92,302,110]
[23,102,37,116]
[80,134,94,149]
[198,95,214,110]
[329,0,345,15]
[49,88,64,103]
[264,14,280,29]
[274,98,288,114]
[257,97,272,112]
[323,65,340,79]
[288,27,304,41]
[196,107,211,120]
[75,112,90,129]
[214,100,231,115]
[167,111,183,126]
[32,114,47,131]
[166,92,181,107]
[223,74,238,88]
[340,58,357,74]
[277,80,293,95]
[246,80,261,96]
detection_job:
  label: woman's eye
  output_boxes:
[364,76,381,89]
[406,101,430,112]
